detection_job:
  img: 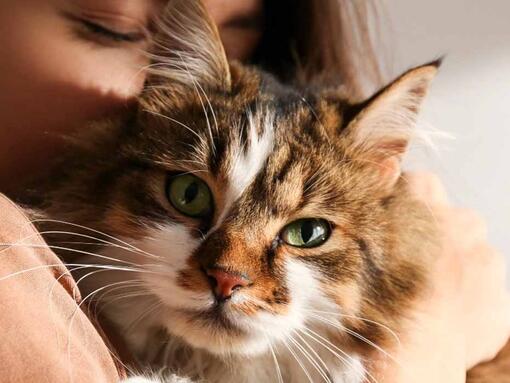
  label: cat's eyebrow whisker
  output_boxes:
[178,53,217,157]
[173,158,208,169]
[300,327,380,383]
[144,109,205,144]
[180,169,209,175]
[190,62,219,135]
[168,52,217,158]
[302,160,335,196]
[197,76,219,134]
[288,332,332,383]
[123,52,191,96]
[152,140,210,170]
[308,312,400,367]
[282,337,314,383]
[300,96,333,148]
[187,57,219,138]
[305,309,401,346]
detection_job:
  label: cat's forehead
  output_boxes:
[184,99,351,220]
[135,73,357,222]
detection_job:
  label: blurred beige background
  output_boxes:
[386,0,510,269]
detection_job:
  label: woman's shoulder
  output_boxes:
[0,193,37,241]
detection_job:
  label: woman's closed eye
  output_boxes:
[62,10,149,46]
[73,15,145,43]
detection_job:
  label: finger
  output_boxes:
[404,171,449,206]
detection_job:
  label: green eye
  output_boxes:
[280,218,331,248]
[166,174,213,218]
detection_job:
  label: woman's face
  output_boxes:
[0,0,262,188]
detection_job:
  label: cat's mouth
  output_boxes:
[188,305,243,332]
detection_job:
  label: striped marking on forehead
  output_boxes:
[214,109,275,228]
[229,110,275,198]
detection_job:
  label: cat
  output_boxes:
[21,0,443,382]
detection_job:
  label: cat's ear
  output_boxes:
[147,0,231,91]
[344,61,440,192]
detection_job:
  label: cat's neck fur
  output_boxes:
[107,297,366,383]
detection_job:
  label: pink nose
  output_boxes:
[205,268,250,302]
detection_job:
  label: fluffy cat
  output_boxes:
[21,0,443,382]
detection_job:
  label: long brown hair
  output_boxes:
[253,0,387,99]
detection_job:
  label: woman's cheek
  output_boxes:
[0,1,148,135]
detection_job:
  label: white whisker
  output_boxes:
[0,263,143,283]
[265,336,284,383]
[300,327,379,383]
[126,300,162,332]
[27,218,155,258]
[306,309,401,346]
[36,230,160,260]
[294,331,333,383]
[145,109,204,143]
[0,242,139,267]
[65,279,149,383]
[179,53,217,157]
[289,332,331,383]
[91,280,148,318]
[309,312,400,366]
[282,337,314,383]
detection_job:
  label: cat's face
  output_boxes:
[84,61,436,360]
[42,0,437,360]
[117,82,388,356]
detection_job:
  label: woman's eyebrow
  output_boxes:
[66,0,160,25]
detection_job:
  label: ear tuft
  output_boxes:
[147,0,231,91]
[345,61,440,192]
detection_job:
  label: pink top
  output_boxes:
[0,194,123,382]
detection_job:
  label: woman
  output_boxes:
[0,0,508,382]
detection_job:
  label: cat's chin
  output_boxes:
[163,307,273,357]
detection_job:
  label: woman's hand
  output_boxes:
[372,172,510,383]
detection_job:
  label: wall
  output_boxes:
[385,0,510,267]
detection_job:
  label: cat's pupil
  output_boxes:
[184,182,199,204]
[301,221,314,243]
